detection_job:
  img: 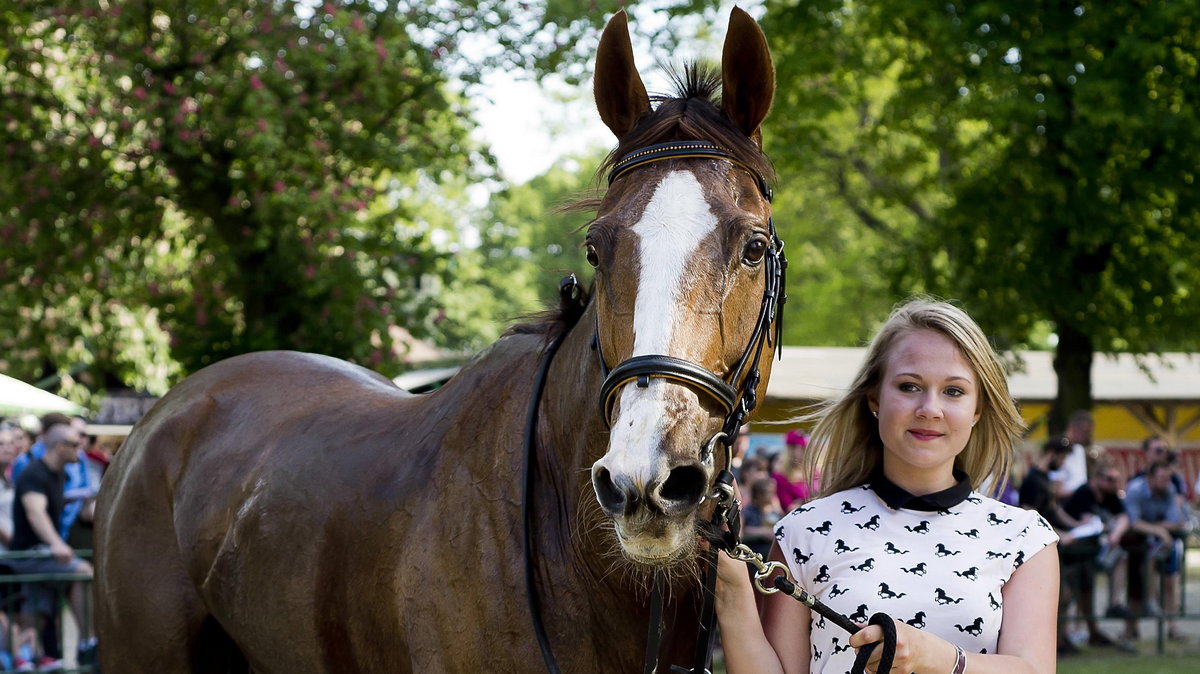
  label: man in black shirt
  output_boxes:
[1018,436,1075,654]
[8,422,95,661]
[1059,466,1131,650]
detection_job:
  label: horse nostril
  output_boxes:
[592,466,634,517]
[656,464,707,514]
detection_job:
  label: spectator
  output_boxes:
[7,422,96,666]
[741,477,783,562]
[771,429,818,511]
[1059,464,1132,651]
[1133,437,1186,495]
[1121,461,1188,642]
[737,455,779,513]
[731,423,751,473]
[1018,436,1076,655]
[0,424,16,550]
[1049,410,1099,500]
[12,414,96,542]
[9,423,34,464]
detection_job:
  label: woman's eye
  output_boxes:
[945,387,966,397]
[742,238,767,264]
[899,382,919,393]
[585,243,599,268]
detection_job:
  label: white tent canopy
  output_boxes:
[0,372,85,417]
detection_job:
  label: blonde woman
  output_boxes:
[717,298,1059,674]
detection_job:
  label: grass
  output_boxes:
[1058,652,1197,674]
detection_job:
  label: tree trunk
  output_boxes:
[1049,321,1094,436]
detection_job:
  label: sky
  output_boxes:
[471,70,613,184]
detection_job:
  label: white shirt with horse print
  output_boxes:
[774,481,1058,673]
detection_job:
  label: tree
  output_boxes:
[763,0,1200,431]
[0,0,681,403]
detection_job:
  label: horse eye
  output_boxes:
[585,243,600,268]
[742,238,768,265]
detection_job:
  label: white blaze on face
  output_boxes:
[603,170,717,487]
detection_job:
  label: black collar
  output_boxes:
[870,468,972,512]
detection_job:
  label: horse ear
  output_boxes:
[721,7,775,143]
[594,10,650,139]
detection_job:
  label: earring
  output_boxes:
[971,420,977,427]
[872,410,878,418]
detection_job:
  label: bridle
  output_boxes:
[594,141,787,459]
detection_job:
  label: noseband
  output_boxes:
[594,141,787,456]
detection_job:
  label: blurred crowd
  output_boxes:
[0,413,108,672]
[733,410,1198,658]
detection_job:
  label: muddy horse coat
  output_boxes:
[96,9,781,672]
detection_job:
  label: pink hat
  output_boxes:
[785,429,807,447]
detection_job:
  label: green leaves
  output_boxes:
[0,0,663,400]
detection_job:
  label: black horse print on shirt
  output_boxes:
[856,514,881,531]
[877,583,907,599]
[954,566,979,581]
[831,636,851,654]
[774,525,785,540]
[840,501,866,514]
[849,558,875,572]
[935,588,964,605]
[829,584,849,598]
[884,542,909,555]
[792,547,810,565]
[956,528,981,539]
[906,611,927,628]
[813,565,831,583]
[848,604,870,623]
[1013,550,1026,568]
[985,550,1011,560]
[935,543,961,557]
[905,520,931,534]
[986,513,1012,525]
[988,592,1001,610]
[902,562,927,576]
[955,617,985,636]
[834,539,859,554]
[807,520,833,535]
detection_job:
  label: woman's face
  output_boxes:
[869,329,981,482]
[0,429,15,464]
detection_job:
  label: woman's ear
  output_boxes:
[866,394,879,418]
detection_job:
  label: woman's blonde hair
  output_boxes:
[803,298,1024,496]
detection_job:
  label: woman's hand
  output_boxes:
[848,619,955,674]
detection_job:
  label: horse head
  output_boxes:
[586,8,781,566]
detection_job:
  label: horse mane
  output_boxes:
[600,62,776,187]
[504,62,774,341]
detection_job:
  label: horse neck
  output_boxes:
[535,303,609,566]
[530,305,707,668]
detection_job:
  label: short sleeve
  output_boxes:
[1013,510,1059,570]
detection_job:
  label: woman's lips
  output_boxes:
[908,429,943,440]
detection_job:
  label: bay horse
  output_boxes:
[95,8,781,672]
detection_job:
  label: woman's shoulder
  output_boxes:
[961,493,1059,551]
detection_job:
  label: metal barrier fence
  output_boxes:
[0,550,94,673]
